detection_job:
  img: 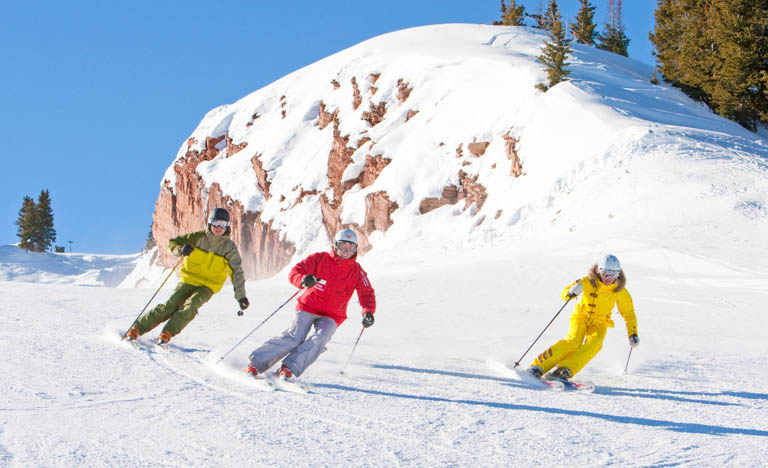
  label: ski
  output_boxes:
[155,341,170,353]
[242,375,278,391]
[544,376,595,393]
[512,369,565,391]
[268,375,310,394]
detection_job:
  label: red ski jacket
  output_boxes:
[289,250,376,326]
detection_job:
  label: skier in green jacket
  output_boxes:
[124,208,249,345]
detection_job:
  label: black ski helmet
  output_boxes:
[209,208,230,224]
[208,208,231,234]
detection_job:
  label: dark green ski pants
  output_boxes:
[135,282,214,337]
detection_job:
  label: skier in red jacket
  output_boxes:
[245,229,376,380]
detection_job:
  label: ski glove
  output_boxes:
[362,312,375,328]
[629,334,640,347]
[301,275,318,288]
[238,297,250,310]
[180,244,194,256]
[567,282,583,298]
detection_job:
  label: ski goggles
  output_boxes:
[599,269,620,279]
[210,220,229,229]
[335,241,357,255]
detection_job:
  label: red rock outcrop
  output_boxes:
[326,118,357,206]
[361,155,391,188]
[226,136,248,158]
[419,185,460,214]
[468,141,489,157]
[363,191,399,234]
[362,101,387,127]
[251,154,271,199]
[351,77,362,110]
[418,170,488,214]
[153,134,294,279]
[245,113,260,127]
[503,131,523,177]
[397,79,413,103]
[317,102,337,130]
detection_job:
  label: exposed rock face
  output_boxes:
[503,131,523,177]
[362,101,387,127]
[363,191,399,234]
[317,101,338,130]
[326,115,357,206]
[153,135,294,280]
[251,154,271,199]
[153,68,513,281]
[351,77,362,110]
[397,79,413,103]
[468,141,489,157]
[418,170,488,214]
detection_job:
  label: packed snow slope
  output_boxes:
[2,24,768,467]
[1,243,767,466]
[161,23,768,269]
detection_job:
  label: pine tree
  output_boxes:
[536,1,572,92]
[543,0,561,32]
[144,223,156,251]
[529,1,547,29]
[571,0,597,45]
[649,0,768,131]
[706,0,768,130]
[495,0,526,26]
[31,190,56,252]
[597,0,630,56]
[649,0,684,86]
[15,196,36,252]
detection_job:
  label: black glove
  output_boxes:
[181,244,194,256]
[629,334,640,347]
[238,297,250,310]
[301,275,317,288]
[362,312,374,328]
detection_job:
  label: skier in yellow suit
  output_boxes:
[528,254,639,381]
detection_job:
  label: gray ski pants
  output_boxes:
[248,310,338,377]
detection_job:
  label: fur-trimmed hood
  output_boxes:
[588,264,626,292]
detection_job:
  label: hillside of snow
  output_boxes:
[0,244,144,287]
[2,24,768,466]
[159,24,768,268]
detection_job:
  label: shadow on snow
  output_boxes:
[311,363,768,437]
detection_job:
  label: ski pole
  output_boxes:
[339,327,365,375]
[513,297,572,368]
[121,256,183,341]
[624,346,633,373]
[216,289,302,364]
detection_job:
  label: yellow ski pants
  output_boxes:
[531,313,607,377]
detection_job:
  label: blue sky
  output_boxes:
[1,1,657,254]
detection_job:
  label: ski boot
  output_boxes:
[550,367,572,381]
[276,364,293,380]
[124,327,139,341]
[244,365,259,378]
[156,331,172,351]
[527,366,543,379]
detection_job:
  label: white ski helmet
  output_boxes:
[598,254,621,273]
[334,228,358,246]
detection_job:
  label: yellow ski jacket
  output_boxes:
[168,230,246,298]
[562,265,637,337]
